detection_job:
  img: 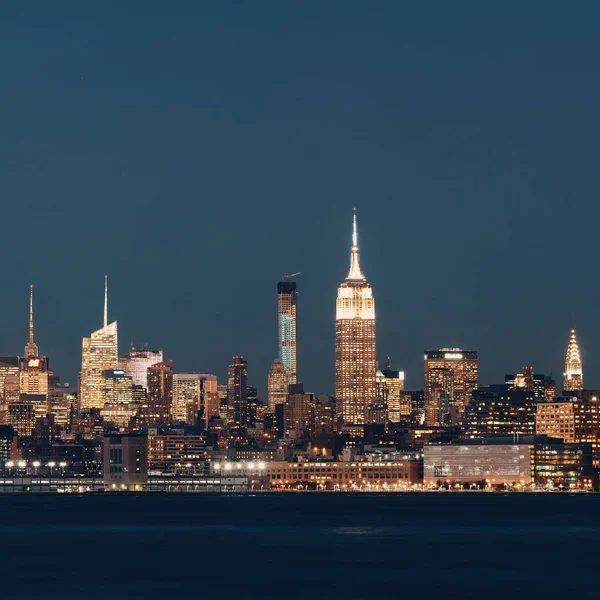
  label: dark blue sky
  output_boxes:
[2,2,600,396]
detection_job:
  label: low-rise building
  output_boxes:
[424,435,595,489]
[424,439,533,486]
[264,458,421,489]
[147,427,208,475]
[103,433,148,490]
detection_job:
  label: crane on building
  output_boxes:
[282,272,302,280]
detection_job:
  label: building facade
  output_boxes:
[227,356,248,427]
[505,367,545,401]
[118,346,163,390]
[564,329,583,393]
[335,210,376,426]
[147,427,208,475]
[376,365,406,423]
[278,280,297,385]
[172,374,203,425]
[80,276,118,411]
[424,440,533,486]
[267,358,288,412]
[424,349,478,422]
[103,434,148,490]
[141,361,173,426]
[465,385,536,438]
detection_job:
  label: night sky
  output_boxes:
[2,2,600,396]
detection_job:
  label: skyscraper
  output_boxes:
[564,329,583,393]
[118,345,163,390]
[227,356,248,427]
[278,279,298,384]
[424,349,478,421]
[172,373,203,425]
[140,360,173,426]
[19,286,49,409]
[267,358,288,411]
[335,209,376,426]
[100,369,135,427]
[376,362,406,423]
[80,275,118,411]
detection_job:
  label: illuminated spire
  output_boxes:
[26,284,39,358]
[347,208,365,280]
[104,274,108,328]
[564,328,583,392]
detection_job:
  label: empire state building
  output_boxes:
[335,209,376,426]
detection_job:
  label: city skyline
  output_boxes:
[0,229,589,400]
[2,5,600,397]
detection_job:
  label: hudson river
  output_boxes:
[1,493,596,599]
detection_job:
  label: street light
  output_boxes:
[32,461,40,475]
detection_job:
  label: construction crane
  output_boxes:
[282,272,302,280]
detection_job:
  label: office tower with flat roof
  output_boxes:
[465,385,536,438]
[564,329,583,393]
[284,383,314,438]
[80,275,118,411]
[228,356,248,427]
[335,209,376,426]
[278,279,297,385]
[268,358,288,412]
[118,345,163,390]
[139,361,173,426]
[100,369,134,427]
[424,349,478,421]
[376,362,406,423]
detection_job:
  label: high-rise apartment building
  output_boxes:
[118,345,163,389]
[227,356,248,427]
[80,276,118,411]
[172,374,203,425]
[197,374,219,426]
[284,383,314,438]
[424,349,478,421]
[268,358,288,411]
[335,210,376,426]
[278,279,297,385]
[564,329,583,393]
[140,361,173,426]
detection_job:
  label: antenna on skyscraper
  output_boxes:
[104,273,108,328]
